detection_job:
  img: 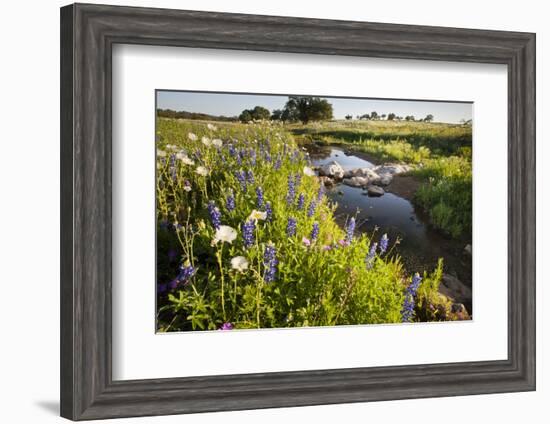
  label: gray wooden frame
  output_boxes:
[60,3,536,421]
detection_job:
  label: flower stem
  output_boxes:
[217,243,226,321]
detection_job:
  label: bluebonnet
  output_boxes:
[246,170,255,184]
[379,233,389,254]
[274,156,282,170]
[294,173,302,188]
[263,243,278,283]
[296,193,305,210]
[228,144,236,157]
[242,220,256,248]
[207,201,222,229]
[345,217,356,244]
[401,273,422,322]
[264,151,272,163]
[226,190,236,212]
[286,217,297,237]
[167,263,196,290]
[307,201,317,218]
[265,201,273,222]
[286,175,296,205]
[317,184,325,202]
[310,222,320,241]
[256,186,264,208]
[250,149,257,166]
[365,242,378,269]
[235,170,247,191]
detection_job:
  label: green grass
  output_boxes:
[155,118,444,331]
[290,120,472,239]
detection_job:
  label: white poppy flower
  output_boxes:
[183,185,192,192]
[176,152,195,165]
[248,210,267,222]
[188,132,198,141]
[156,150,167,157]
[230,256,249,272]
[195,166,210,176]
[207,123,217,131]
[214,225,237,244]
[212,138,223,148]
[303,166,316,176]
[201,136,212,147]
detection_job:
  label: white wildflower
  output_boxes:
[212,138,223,148]
[188,132,198,141]
[176,152,195,165]
[213,225,237,244]
[183,185,192,192]
[303,166,316,177]
[248,210,267,222]
[230,256,249,272]
[201,136,212,147]
[195,166,210,176]
[156,150,167,157]
[207,123,217,131]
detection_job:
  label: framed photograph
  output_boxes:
[60,3,536,420]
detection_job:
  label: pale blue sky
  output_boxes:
[157,90,472,124]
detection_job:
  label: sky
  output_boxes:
[157,90,472,124]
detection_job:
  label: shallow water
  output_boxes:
[308,145,472,288]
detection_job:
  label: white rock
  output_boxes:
[342,176,369,187]
[367,185,385,197]
[318,161,345,179]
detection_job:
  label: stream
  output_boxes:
[307,145,472,289]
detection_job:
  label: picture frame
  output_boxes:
[60,3,536,420]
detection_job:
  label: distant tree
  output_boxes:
[360,113,371,120]
[405,115,415,121]
[239,110,253,122]
[239,106,271,122]
[370,111,379,120]
[283,96,334,124]
[387,113,396,121]
[424,114,434,122]
[345,114,353,120]
[381,114,387,120]
[271,109,283,121]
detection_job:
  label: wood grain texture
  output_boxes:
[60,3,536,420]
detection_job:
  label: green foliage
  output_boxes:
[283,96,334,123]
[155,119,439,331]
[239,106,271,122]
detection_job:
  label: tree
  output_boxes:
[359,113,370,120]
[345,114,353,120]
[370,111,379,120]
[283,96,334,124]
[381,114,387,120]
[387,113,396,121]
[405,115,415,121]
[239,110,253,122]
[424,114,434,122]
[239,106,271,122]
[271,109,283,121]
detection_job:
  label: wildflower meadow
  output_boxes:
[156,118,448,332]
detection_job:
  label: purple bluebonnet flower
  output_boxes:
[365,242,378,269]
[307,201,317,218]
[345,217,356,244]
[226,190,235,212]
[207,201,222,229]
[256,186,264,208]
[379,233,389,254]
[194,149,202,161]
[242,220,255,248]
[263,243,278,283]
[274,156,282,170]
[265,201,273,222]
[219,322,234,331]
[167,263,196,290]
[294,173,302,188]
[169,153,176,167]
[247,170,255,184]
[317,184,325,202]
[286,217,297,237]
[296,193,305,210]
[286,175,296,205]
[250,149,257,166]
[228,144,236,157]
[401,273,423,322]
[310,222,320,241]
[235,170,247,191]
[264,151,272,163]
